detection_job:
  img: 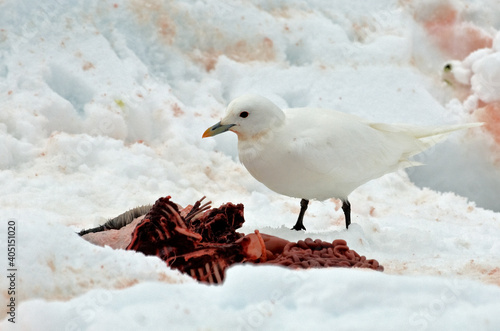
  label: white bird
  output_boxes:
[203,94,481,230]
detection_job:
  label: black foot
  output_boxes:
[291,223,306,231]
[291,199,309,231]
[342,199,351,229]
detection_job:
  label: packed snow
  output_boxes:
[1,0,499,330]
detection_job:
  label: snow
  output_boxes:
[13,268,500,330]
[0,0,499,330]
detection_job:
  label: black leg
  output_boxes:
[341,199,351,229]
[291,199,309,231]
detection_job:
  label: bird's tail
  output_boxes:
[405,122,483,154]
[370,122,483,168]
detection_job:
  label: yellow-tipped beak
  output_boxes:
[202,121,236,138]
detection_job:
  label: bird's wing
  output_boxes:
[283,109,412,180]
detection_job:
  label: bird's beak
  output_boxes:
[202,121,236,138]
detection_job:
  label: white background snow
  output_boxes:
[1,0,500,330]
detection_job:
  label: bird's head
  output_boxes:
[202,94,285,140]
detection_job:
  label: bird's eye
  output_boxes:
[444,63,452,72]
[239,111,249,118]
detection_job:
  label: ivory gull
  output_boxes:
[203,94,481,230]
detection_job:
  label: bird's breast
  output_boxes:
[237,136,338,200]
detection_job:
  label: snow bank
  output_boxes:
[11,267,500,330]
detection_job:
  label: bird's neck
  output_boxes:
[236,128,274,142]
[237,128,277,162]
